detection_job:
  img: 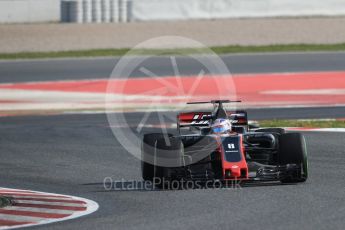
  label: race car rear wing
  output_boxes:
[227,111,248,126]
[177,112,212,128]
[177,110,248,129]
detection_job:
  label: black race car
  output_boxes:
[141,100,308,188]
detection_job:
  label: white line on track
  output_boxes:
[0,214,49,223]
[8,195,78,201]
[13,200,86,207]
[2,207,74,215]
[285,128,345,132]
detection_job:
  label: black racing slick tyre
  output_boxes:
[255,128,285,135]
[278,133,308,183]
[153,137,184,188]
[141,133,172,181]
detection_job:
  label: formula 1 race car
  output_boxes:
[141,100,308,188]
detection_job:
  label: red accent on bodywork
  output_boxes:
[178,113,197,121]
[178,112,212,122]
[219,135,248,180]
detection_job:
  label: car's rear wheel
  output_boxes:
[278,133,308,183]
[141,133,172,181]
[154,137,184,189]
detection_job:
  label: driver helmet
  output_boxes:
[211,118,232,134]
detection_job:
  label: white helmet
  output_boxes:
[211,118,232,134]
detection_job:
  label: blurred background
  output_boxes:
[0,0,345,53]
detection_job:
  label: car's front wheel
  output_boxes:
[153,137,184,189]
[278,133,308,183]
[141,133,172,181]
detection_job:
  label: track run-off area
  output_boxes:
[0,71,344,113]
[0,52,345,229]
[0,188,98,229]
[0,52,345,115]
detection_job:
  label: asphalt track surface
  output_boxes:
[1,52,345,83]
[1,52,345,229]
[1,113,345,230]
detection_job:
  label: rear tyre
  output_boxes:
[255,128,285,135]
[154,137,184,189]
[141,133,172,181]
[278,133,308,183]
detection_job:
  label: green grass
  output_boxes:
[1,43,345,60]
[259,119,345,128]
[211,43,345,54]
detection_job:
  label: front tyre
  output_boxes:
[154,137,184,189]
[141,133,172,181]
[278,133,308,183]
